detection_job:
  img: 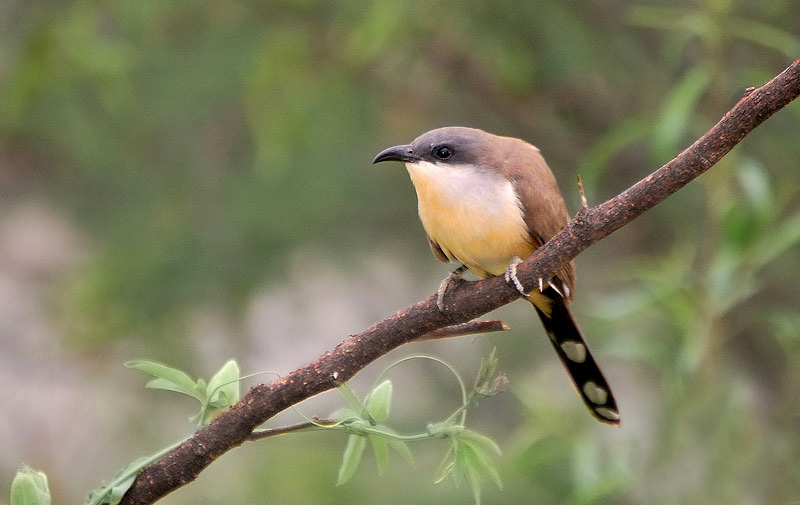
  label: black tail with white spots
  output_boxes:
[530,292,620,426]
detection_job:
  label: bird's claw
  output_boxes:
[547,280,564,298]
[504,257,530,297]
[437,265,468,313]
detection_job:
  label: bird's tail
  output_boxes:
[529,294,620,425]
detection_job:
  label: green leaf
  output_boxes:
[125,360,202,401]
[328,407,359,423]
[368,425,414,467]
[461,440,503,490]
[577,117,652,193]
[729,18,800,59]
[751,210,800,271]
[338,383,363,413]
[86,456,149,505]
[465,455,484,505]
[196,361,241,426]
[140,378,198,398]
[437,429,503,504]
[10,466,51,505]
[387,438,415,468]
[473,348,498,398]
[458,429,502,456]
[345,0,407,64]
[427,421,459,439]
[451,441,467,487]
[336,434,367,486]
[736,158,773,216]
[369,434,390,476]
[207,360,241,409]
[364,380,392,423]
[433,446,454,485]
[652,67,712,161]
[626,5,691,30]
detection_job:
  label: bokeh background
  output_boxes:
[2,0,800,504]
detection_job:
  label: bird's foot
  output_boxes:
[504,257,531,297]
[505,257,568,299]
[437,265,468,313]
[547,280,564,298]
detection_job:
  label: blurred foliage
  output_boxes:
[2,0,800,504]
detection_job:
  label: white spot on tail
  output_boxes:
[560,341,587,363]
[595,407,620,422]
[582,381,608,405]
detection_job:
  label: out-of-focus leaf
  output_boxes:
[345,0,407,63]
[458,430,502,457]
[369,434,390,476]
[10,466,51,505]
[451,442,467,487]
[328,407,359,423]
[721,203,758,251]
[338,383,363,414]
[429,425,502,502]
[364,380,392,423]
[627,5,705,34]
[730,18,800,58]
[708,249,758,315]
[125,361,202,401]
[751,211,800,271]
[433,446,454,485]
[465,454,484,505]
[387,437,415,468]
[736,158,774,218]
[336,434,367,486]
[577,117,652,193]
[770,312,800,364]
[461,440,503,490]
[652,67,712,161]
[365,425,414,467]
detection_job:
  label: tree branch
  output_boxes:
[415,319,510,341]
[120,59,800,505]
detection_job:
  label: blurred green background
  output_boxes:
[2,0,800,503]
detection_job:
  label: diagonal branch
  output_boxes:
[120,59,800,505]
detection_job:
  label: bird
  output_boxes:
[373,126,620,425]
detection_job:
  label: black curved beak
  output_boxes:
[372,144,418,164]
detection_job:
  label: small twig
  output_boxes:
[416,320,510,341]
[248,417,338,441]
[577,174,588,209]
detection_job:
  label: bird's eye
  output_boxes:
[433,146,453,160]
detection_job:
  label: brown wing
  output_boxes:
[498,138,576,301]
[427,236,450,263]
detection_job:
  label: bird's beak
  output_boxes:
[372,145,418,164]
